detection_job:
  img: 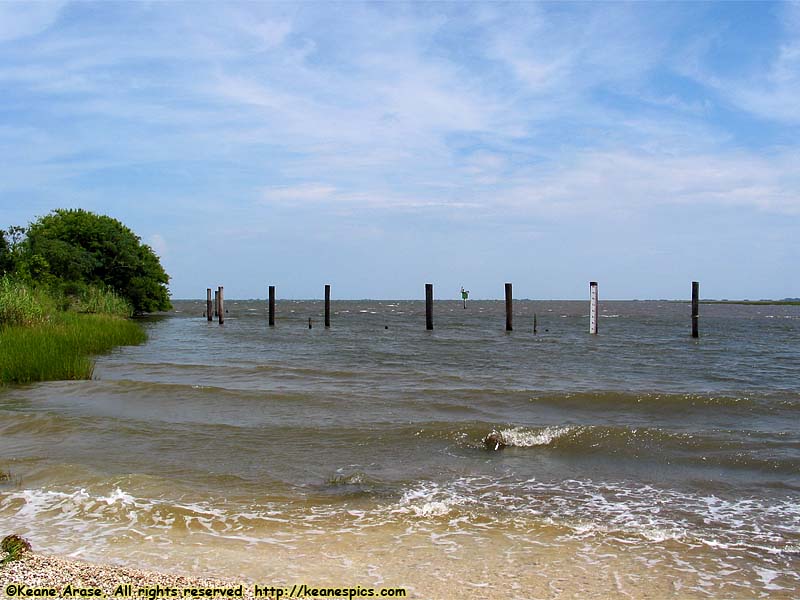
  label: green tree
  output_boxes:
[24,209,171,313]
[0,226,31,277]
[0,231,12,276]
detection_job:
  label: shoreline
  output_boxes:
[2,545,788,599]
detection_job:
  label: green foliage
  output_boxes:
[0,534,31,565]
[0,312,146,385]
[0,227,26,277]
[0,235,11,276]
[24,209,171,314]
[0,276,53,327]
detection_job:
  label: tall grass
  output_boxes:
[0,276,53,326]
[76,285,133,317]
[0,312,146,384]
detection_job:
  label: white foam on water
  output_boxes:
[497,425,574,447]
[754,567,785,591]
[390,482,477,519]
[99,487,136,505]
[2,475,798,594]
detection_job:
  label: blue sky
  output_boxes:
[1,1,798,300]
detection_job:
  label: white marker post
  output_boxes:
[589,281,598,335]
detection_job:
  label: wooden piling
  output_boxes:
[533,313,537,334]
[325,284,331,328]
[425,283,433,330]
[308,317,312,329]
[268,286,275,327]
[214,290,218,318]
[589,281,598,335]
[505,283,513,332]
[218,286,224,325]
[206,288,212,322]
[692,281,699,338]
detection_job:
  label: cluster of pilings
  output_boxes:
[205,281,702,337]
[205,286,224,324]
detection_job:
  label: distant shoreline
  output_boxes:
[699,300,800,306]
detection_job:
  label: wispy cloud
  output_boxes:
[679,2,800,124]
[0,1,66,42]
[498,149,800,217]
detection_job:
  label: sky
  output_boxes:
[0,1,798,300]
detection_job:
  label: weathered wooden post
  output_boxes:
[589,281,598,334]
[214,290,218,317]
[324,284,331,328]
[268,285,275,327]
[425,283,433,330]
[692,281,699,338]
[206,288,212,322]
[533,313,538,334]
[308,317,312,329]
[505,283,513,331]
[218,286,224,325]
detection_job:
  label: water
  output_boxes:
[1,300,799,597]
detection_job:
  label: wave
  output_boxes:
[454,424,800,474]
[7,476,795,550]
[1,474,797,592]
[3,403,798,476]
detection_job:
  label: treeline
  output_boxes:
[1,208,171,324]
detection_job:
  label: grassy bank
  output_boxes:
[0,277,147,385]
[0,313,146,384]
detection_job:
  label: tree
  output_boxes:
[0,231,12,276]
[0,226,28,277]
[24,209,171,313]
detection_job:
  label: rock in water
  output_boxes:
[483,431,506,451]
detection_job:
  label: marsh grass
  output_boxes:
[76,285,133,317]
[0,276,54,327]
[0,312,146,384]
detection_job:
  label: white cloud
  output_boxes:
[497,149,800,217]
[261,183,337,204]
[0,1,65,43]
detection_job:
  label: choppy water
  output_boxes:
[1,300,799,597]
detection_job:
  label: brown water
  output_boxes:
[1,300,799,597]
